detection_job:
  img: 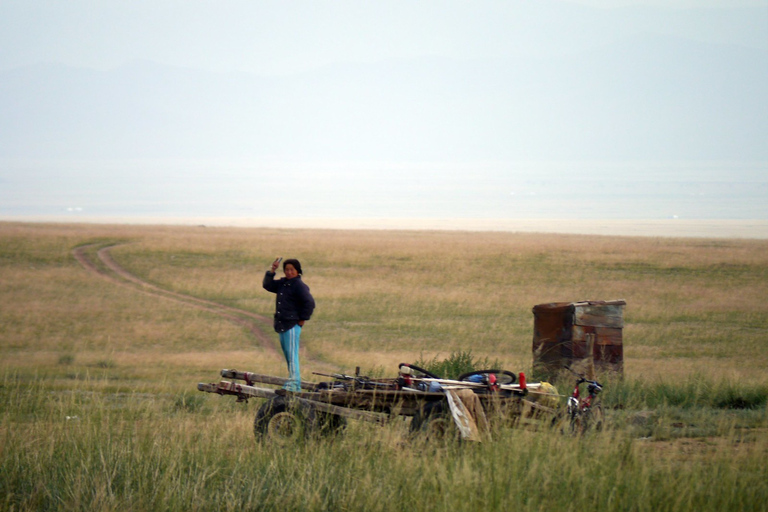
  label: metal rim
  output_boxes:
[267,411,303,444]
[571,404,604,435]
[457,369,517,385]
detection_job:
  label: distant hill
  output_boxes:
[1,34,766,161]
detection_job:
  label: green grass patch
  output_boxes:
[413,350,503,380]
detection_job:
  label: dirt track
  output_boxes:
[73,243,279,357]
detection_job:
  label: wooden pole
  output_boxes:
[586,333,596,380]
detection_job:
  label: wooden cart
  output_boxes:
[197,366,560,443]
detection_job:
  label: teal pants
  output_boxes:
[279,325,302,392]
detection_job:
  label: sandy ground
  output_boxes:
[3,215,768,239]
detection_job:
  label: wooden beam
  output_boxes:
[220,369,316,390]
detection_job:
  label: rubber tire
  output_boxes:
[571,404,604,435]
[254,396,296,440]
[312,410,348,436]
[586,403,605,432]
[254,396,311,443]
[410,401,459,441]
[399,363,440,379]
[254,396,346,442]
[266,411,304,445]
[457,369,516,385]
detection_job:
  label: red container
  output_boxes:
[532,300,625,378]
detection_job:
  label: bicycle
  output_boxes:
[564,366,605,434]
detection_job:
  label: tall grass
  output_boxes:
[2,221,768,510]
[1,372,767,512]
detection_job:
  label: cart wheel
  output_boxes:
[267,411,304,444]
[423,415,457,440]
[313,411,348,436]
[254,396,346,442]
[410,401,459,441]
[254,396,310,443]
[409,401,436,433]
[457,369,516,385]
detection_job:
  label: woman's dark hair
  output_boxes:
[283,258,302,275]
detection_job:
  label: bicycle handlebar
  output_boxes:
[564,366,602,388]
[312,371,356,381]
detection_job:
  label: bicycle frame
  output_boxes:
[565,369,603,429]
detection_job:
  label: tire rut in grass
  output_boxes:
[73,243,278,357]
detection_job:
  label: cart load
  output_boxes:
[197,363,566,443]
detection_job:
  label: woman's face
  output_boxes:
[284,264,299,279]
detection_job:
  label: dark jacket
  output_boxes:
[263,272,316,333]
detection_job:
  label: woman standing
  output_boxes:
[263,258,315,392]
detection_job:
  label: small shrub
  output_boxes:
[607,376,768,411]
[713,384,768,410]
[364,365,386,379]
[413,351,503,380]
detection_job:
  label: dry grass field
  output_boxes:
[3,221,766,383]
[1,221,767,511]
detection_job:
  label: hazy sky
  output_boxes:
[1,1,766,221]
[2,0,766,75]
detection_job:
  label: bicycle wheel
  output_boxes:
[399,363,440,379]
[457,369,516,385]
[588,403,605,432]
[570,404,604,435]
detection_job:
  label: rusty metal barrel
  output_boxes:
[532,300,625,379]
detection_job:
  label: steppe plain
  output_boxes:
[1,220,766,511]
